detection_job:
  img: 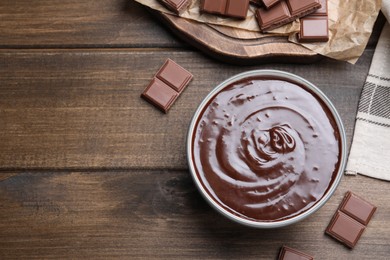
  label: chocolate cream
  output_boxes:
[192,77,341,221]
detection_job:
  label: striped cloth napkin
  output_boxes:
[345,2,390,181]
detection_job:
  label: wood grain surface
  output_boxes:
[0,0,179,48]
[0,0,388,259]
[0,171,389,259]
[0,49,374,169]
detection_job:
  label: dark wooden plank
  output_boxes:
[0,49,374,169]
[0,0,180,48]
[0,171,388,259]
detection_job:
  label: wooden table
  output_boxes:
[0,1,389,259]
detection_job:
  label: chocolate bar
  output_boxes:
[256,0,321,32]
[298,0,329,42]
[200,0,250,19]
[158,0,192,14]
[141,59,193,113]
[278,246,313,260]
[325,191,377,249]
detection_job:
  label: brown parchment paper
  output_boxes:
[289,0,382,63]
[134,0,381,63]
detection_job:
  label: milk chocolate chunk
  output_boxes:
[313,0,327,15]
[298,0,329,42]
[200,0,250,19]
[286,0,320,16]
[298,16,329,42]
[225,0,250,19]
[200,0,227,15]
[256,2,290,31]
[278,246,314,260]
[141,59,193,113]
[141,78,178,113]
[158,0,192,14]
[156,59,193,92]
[339,191,377,226]
[325,191,377,249]
[256,0,321,32]
[262,0,281,9]
[326,211,365,249]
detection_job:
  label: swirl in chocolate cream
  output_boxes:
[192,77,341,221]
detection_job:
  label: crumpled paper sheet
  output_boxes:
[134,0,381,63]
[289,0,382,63]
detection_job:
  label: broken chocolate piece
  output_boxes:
[156,59,193,92]
[339,191,377,226]
[158,0,192,15]
[298,16,329,42]
[262,0,281,9]
[278,246,314,260]
[200,0,250,19]
[141,59,193,113]
[298,0,329,42]
[313,0,327,15]
[256,0,321,32]
[326,211,365,249]
[325,191,376,249]
[141,78,178,113]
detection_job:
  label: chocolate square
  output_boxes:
[278,246,313,260]
[286,0,321,16]
[298,16,329,42]
[339,191,377,226]
[225,0,250,19]
[200,0,227,15]
[156,59,193,92]
[313,0,328,15]
[158,0,192,14]
[201,0,249,19]
[326,211,365,249]
[256,2,290,31]
[262,0,281,9]
[141,78,178,113]
[141,59,193,113]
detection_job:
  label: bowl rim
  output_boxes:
[186,69,347,228]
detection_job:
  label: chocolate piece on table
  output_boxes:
[298,0,329,42]
[262,0,281,9]
[339,191,377,226]
[200,0,250,19]
[256,0,321,32]
[141,59,193,113]
[326,211,365,249]
[278,246,314,260]
[156,59,193,92]
[158,0,192,15]
[141,78,178,113]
